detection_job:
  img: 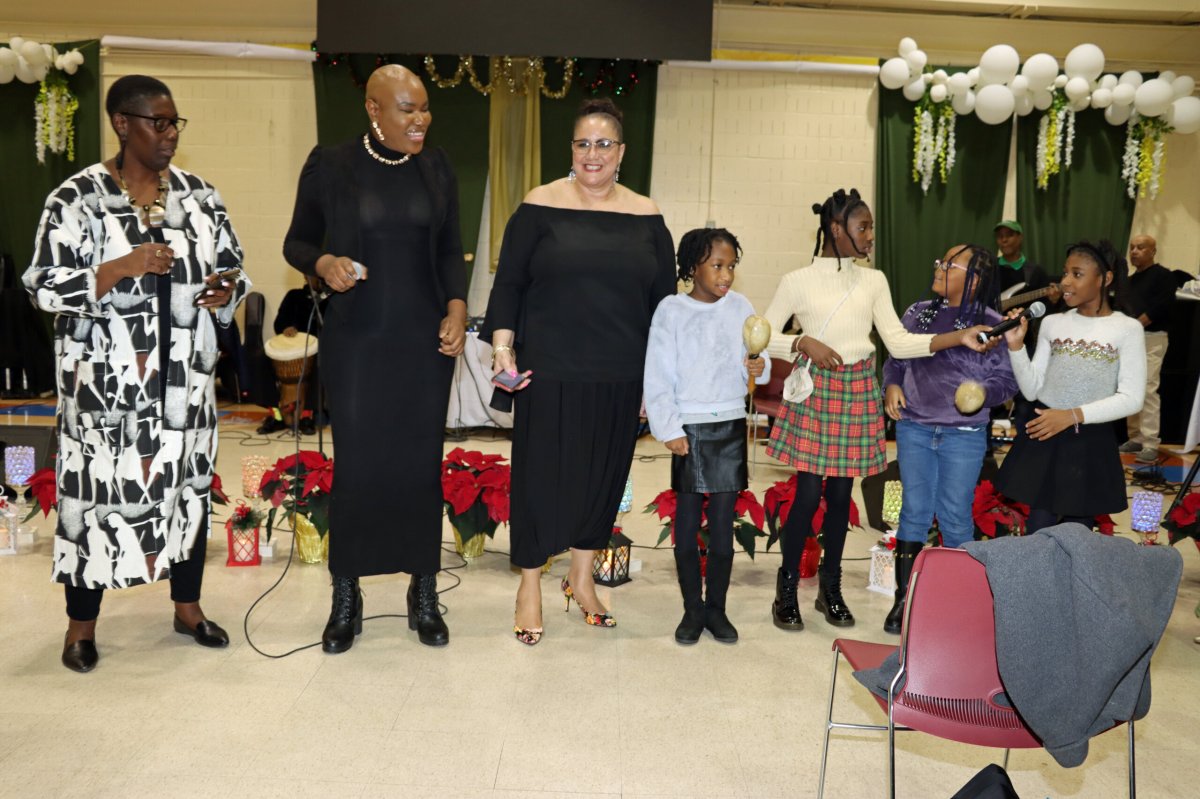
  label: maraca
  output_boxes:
[954,380,986,415]
[743,315,771,396]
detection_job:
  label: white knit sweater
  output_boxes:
[763,257,934,362]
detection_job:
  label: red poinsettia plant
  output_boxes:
[972,480,1029,538]
[762,475,862,551]
[1164,492,1200,545]
[20,467,57,522]
[259,450,334,541]
[644,489,768,557]
[441,448,511,542]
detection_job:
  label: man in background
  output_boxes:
[1121,234,1176,463]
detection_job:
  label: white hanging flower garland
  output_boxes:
[911,97,957,194]
[1122,116,1173,199]
[34,74,79,164]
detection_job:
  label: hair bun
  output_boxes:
[811,203,824,215]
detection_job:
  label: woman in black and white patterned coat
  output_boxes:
[24,75,250,673]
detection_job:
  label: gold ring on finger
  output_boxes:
[155,249,163,258]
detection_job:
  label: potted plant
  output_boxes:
[643,489,768,571]
[762,476,862,578]
[259,450,334,564]
[441,447,511,560]
[1163,492,1200,550]
[971,480,1029,539]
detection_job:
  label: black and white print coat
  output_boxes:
[24,163,250,589]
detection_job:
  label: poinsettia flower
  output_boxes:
[646,489,677,522]
[735,490,766,529]
[1095,514,1115,535]
[442,469,480,515]
[25,467,57,518]
[483,485,510,523]
[210,472,229,505]
[477,466,510,490]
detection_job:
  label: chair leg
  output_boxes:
[1002,748,1010,771]
[1128,719,1136,799]
[816,646,841,799]
[887,704,896,799]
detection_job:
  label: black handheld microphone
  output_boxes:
[977,301,1046,344]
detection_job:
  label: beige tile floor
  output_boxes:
[1,418,1197,798]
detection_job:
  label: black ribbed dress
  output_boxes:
[485,204,676,569]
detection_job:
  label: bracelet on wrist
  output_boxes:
[492,344,514,362]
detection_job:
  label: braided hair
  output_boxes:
[1065,239,1130,315]
[106,75,173,169]
[812,188,869,260]
[676,227,742,283]
[914,244,1000,331]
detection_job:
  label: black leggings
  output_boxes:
[674,491,736,557]
[779,471,853,576]
[64,525,208,622]
[1026,508,1093,535]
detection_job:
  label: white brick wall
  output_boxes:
[651,66,878,314]
[101,53,318,336]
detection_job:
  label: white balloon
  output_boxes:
[932,69,948,84]
[922,73,934,85]
[1070,94,1091,112]
[1064,43,1105,82]
[979,44,1020,86]
[1168,96,1200,134]
[1033,89,1054,110]
[1091,88,1114,109]
[902,78,927,102]
[899,37,918,57]
[1020,53,1058,89]
[1105,103,1133,125]
[20,40,45,66]
[14,56,35,83]
[0,63,13,84]
[952,89,976,115]
[1112,83,1136,106]
[879,57,910,90]
[41,44,55,64]
[68,50,85,66]
[1172,75,1195,99]
[0,47,16,67]
[1134,78,1174,117]
[905,49,928,73]
[9,36,25,52]
[1064,76,1090,101]
[930,84,948,103]
[63,61,79,75]
[1054,74,1068,89]
[1118,70,1144,88]
[947,72,970,97]
[1159,70,1177,85]
[1014,92,1034,116]
[32,62,49,82]
[1099,74,1118,90]
[967,67,981,87]
[1009,75,1029,94]
[975,84,1015,125]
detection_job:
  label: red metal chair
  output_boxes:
[816,547,1136,798]
[749,357,793,475]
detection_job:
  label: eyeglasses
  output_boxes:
[120,112,188,133]
[934,259,968,272]
[571,138,621,153]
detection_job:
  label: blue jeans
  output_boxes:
[895,419,986,548]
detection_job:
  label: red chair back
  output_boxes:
[753,357,793,420]
[892,548,1041,749]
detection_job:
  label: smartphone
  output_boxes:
[194,268,242,306]
[492,370,532,391]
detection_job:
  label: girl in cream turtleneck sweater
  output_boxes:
[762,188,992,631]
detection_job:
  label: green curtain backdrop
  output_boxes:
[312,55,658,276]
[1014,108,1135,275]
[0,39,101,280]
[875,69,1011,315]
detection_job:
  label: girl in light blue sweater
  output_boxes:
[644,228,770,645]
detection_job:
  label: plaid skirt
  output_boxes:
[766,356,887,477]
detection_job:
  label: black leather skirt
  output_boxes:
[671,417,748,494]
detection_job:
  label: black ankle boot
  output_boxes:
[884,540,923,635]
[772,567,804,630]
[407,574,449,647]
[815,566,855,627]
[674,549,705,645]
[322,576,362,654]
[704,552,738,643]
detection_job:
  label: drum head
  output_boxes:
[265,333,319,361]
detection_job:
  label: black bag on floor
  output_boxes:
[949,764,1020,799]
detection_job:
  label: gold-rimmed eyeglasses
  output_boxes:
[120,112,188,133]
[570,138,621,152]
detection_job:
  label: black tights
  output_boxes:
[674,491,737,557]
[1026,508,1093,535]
[64,526,209,622]
[780,472,853,577]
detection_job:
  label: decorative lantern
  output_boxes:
[882,480,903,528]
[867,544,896,594]
[225,519,262,566]
[593,529,632,587]
[1130,491,1164,545]
[241,455,270,499]
[3,446,35,541]
[0,498,17,555]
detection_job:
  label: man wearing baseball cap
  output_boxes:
[994,220,1059,304]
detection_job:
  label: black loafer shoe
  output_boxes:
[174,615,230,648]
[62,637,99,673]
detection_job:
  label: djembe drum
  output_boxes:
[264,333,318,427]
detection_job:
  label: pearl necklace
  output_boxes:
[362,134,412,166]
